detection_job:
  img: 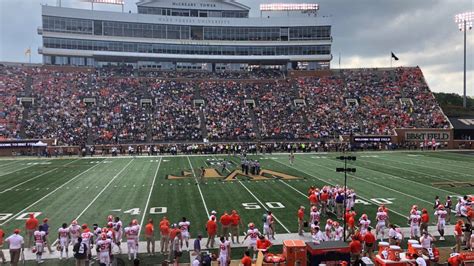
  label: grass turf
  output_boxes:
[0,151,472,242]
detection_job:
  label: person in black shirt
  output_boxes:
[73,237,87,266]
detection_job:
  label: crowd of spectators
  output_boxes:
[0,65,450,145]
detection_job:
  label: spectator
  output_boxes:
[0,226,5,264]
[193,234,202,254]
[349,235,362,266]
[241,250,252,266]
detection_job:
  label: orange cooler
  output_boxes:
[378,242,390,256]
[388,245,401,261]
[412,244,423,256]
[283,240,307,266]
[407,240,419,255]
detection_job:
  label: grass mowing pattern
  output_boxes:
[0,151,472,241]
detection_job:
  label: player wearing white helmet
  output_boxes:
[113,217,123,254]
[57,223,70,259]
[97,233,113,266]
[434,205,447,240]
[359,214,371,237]
[409,210,422,239]
[243,223,260,258]
[333,222,343,241]
[124,220,139,261]
[80,224,94,261]
[69,220,81,247]
[310,206,320,225]
[33,225,46,264]
[376,207,389,241]
[324,220,333,241]
[218,236,231,266]
[178,217,191,250]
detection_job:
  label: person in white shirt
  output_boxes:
[419,231,436,251]
[410,211,422,239]
[311,226,325,244]
[376,208,388,241]
[5,229,24,266]
[96,233,112,266]
[178,217,191,250]
[434,205,447,240]
[413,253,427,266]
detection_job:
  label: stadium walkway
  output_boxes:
[1,225,455,262]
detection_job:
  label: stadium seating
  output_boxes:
[0,65,450,145]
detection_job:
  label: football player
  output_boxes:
[359,214,371,237]
[124,220,139,261]
[218,236,231,266]
[80,224,94,261]
[409,210,421,239]
[178,217,191,250]
[33,225,46,264]
[375,207,388,241]
[69,220,81,247]
[434,205,447,240]
[243,223,260,259]
[113,217,123,253]
[310,206,320,226]
[97,233,112,266]
[57,223,70,259]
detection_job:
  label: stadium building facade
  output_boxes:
[38,0,332,70]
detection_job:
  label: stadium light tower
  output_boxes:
[454,12,473,109]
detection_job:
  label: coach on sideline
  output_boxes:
[5,229,24,266]
[25,213,38,248]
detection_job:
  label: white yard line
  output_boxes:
[0,159,79,194]
[351,160,458,195]
[139,157,162,235]
[74,159,134,221]
[238,180,291,233]
[0,160,105,226]
[186,156,210,216]
[298,156,433,205]
[362,158,461,183]
[272,159,409,220]
[0,162,48,178]
[0,168,58,194]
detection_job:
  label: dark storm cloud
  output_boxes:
[0,0,473,95]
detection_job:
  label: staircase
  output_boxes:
[193,86,208,140]
[248,106,261,140]
[19,77,34,139]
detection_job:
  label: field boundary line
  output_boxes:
[186,156,210,217]
[74,159,134,221]
[139,157,162,234]
[297,156,433,205]
[272,159,409,219]
[238,180,291,233]
[0,159,106,226]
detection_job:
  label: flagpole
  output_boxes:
[29,46,31,64]
[390,53,392,68]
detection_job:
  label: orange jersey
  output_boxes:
[241,255,252,266]
[207,220,217,235]
[364,232,376,244]
[220,214,232,226]
[350,240,362,254]
[25,218,39,230]
[159,219,170,228]
[231,214,240,226]
[308,194,318,204]
[145,223,154,236]
[256,239,272,250]
[421,213,429,223]
[159,224,170,235]
[0,229,4,245]
[320,192,329,202]
[169,228,181,240]
[298,209,304,220]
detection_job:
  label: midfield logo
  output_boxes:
[167,159,300,181]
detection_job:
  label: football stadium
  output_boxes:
[0,0,473,265]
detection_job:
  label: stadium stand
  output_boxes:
[0,65,450,145]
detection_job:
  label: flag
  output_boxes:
[24,48,31,56]
[391,52,399,61]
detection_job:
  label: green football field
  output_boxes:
[0,151,472,239]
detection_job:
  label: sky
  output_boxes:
[0,0,473,96]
